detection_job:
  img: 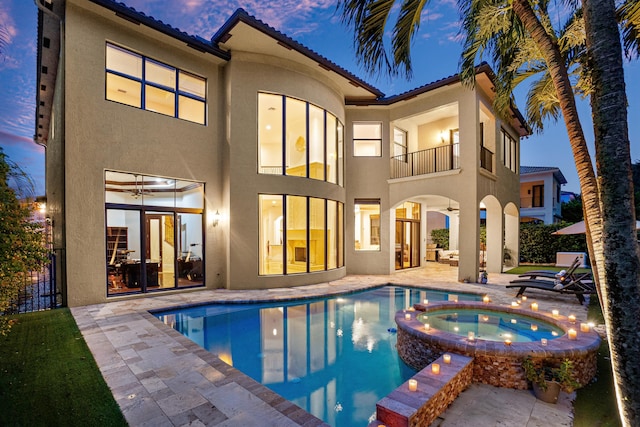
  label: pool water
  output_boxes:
[417,308,564,342]
[155,286,479,426]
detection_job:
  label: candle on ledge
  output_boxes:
[443,354,451,364]
[581,323,590,332]
[504,339,512,346]
[552,309,559,318]
[423,299,429,305]
[424,323,430,331]
[468,331,475,341]
[408,379,418,391]
[431,363,441,374]
[568,314,576,323]
[541,338,548,346]
[405,313,411,320]
[511,301,519,307]
[482,295,490,304]
[521,295,528,301]
[568,328,578,340]
[530,302,539,312]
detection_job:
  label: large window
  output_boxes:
[105,171,204,296]
[259,195,344,275]
[106,43,206,124]
[354,199,380,251]
[353,122,382,157]
[258,93,344,185]
[501,128,518,173]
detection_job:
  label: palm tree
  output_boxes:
[582,0,640,422]
[338,0,640,422]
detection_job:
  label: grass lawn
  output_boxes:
[0,308,127,427]
[573,294,622,426]
[504,264,592,276]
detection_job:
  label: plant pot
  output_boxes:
[532,380,561,404]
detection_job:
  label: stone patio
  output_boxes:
[71,264,591,426]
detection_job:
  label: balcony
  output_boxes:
[391,144,460,179]
[520,196,544,208]
[480,146,493,173]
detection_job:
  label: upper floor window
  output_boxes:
[258,93,344,185]
[353,122,382,157]
[355,199,380,251]
[105,43,206,124]
[501,128,518,173]
[393,127,407,161]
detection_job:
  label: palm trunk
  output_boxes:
[511,0,605,293]
[583,0,640,423]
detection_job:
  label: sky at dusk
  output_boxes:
[1,0,639,196]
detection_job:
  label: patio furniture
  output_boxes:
[517,257,582,281]
[506,273,596,304]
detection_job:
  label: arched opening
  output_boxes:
[504,203,520,268]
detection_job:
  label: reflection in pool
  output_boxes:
[417,308,564,342]
[155,286,479,426]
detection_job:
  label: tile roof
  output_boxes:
[520,166,568,184]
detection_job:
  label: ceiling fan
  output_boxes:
[446,199,459,212]
[127,175,153,199]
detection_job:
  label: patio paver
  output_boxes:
[71,264,589,426]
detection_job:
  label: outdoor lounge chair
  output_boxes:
[506,273,596,304]
[517,256,582,281]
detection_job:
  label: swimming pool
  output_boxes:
[155,286,480,426]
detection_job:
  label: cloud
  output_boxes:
[0,130,40,150]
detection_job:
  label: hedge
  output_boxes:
[519,222,587,264]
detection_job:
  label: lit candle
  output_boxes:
[531,324,538,331]
[443,354,451,364]
[541,338,548,346]
[504,339,512,346]
[580,323,590,332]
[552,309,559,318]
[405,313,411,320]
[521,296,528,301]
[423,299,429,305]
[568,328,578,340]
[424,323,430,331]
[531,302,539,312]
[431,363,441,374]
[511,319,517,324]
[511,301,519,307]
[468,331,475,341]
[483,295,490,304]
[568,314,576,323]
[481,315,489,322]
[408,307,415,312]
[408,379,418,391]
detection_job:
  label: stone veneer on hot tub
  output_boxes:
[396,301,601,390]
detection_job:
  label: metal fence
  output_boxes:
[11,253,61,314]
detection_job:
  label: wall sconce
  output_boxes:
[212,210,221,227]
[439,130,447,144]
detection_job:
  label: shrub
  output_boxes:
[519,223,587,264]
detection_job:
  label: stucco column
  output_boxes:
[448,214,459,251]
[485,204,503,273]
[457,198,480,282]
[504,205,520,268]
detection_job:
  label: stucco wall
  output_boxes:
[62,2,226,305]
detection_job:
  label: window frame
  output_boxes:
[105,42,207,124]
[353,122,383,157]
[354,198,381,251]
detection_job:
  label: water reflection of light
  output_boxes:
[337,328,343,337]
[351,318,378,352]
[272,328,278,336]
[330,321,335,329]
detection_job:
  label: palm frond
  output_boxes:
[618,0,640,58]
[392,0,429,78]
[525,72,561,132]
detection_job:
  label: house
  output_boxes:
[35,0,529,307]
[519,166,567,224]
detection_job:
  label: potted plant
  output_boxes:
[522,357,580,404]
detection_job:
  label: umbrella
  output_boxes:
[552,220,640,235]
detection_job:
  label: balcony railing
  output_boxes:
[520,197,544,208]
[480,146,493,173]
[391,143,460,179]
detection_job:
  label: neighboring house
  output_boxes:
[519,166,567,224]
[35,0,529,307]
